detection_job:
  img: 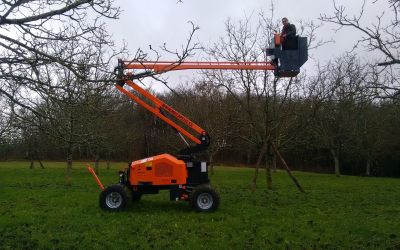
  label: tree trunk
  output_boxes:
[265,156,273,190]
[334,157,340,177]
[66,153,72,187]
[28,143,34,169]
[251,146,266,191]
[66,112,74,187]
[366,158,371,176]
[330,149,340,177]
[106,152,110,170]
[246,148,252,165]
[209,153,214,175]
[95,154,100,175]
[272,153,277,173]
[29,158,34,169]
[271,142,305,193]
[265,143,273,190]
[38,160,45,169]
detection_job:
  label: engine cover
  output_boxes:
[129,154,187,186]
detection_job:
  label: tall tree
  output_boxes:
[204,12,307,191]
[321,0,400,98]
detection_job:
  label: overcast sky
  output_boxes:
[106,0,389,88]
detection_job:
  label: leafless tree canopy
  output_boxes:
[320,0,400,66]
[0,0,121,113]
[320,0,400,98]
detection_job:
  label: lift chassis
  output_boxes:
[90,34,308,212]
[108,154,218,212]
[98,73,218,212]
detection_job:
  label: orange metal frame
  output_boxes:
[86,164,105,190]
[129,154,187,185]
[120,60,276,73]
[116,80,205,145]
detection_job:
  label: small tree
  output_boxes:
[310,55,369,176]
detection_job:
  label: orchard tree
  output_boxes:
[204,12,307,192]
[309,54,369,176]
[0,0,122,114]
[321,0,400,98]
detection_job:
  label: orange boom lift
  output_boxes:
[88,34,308,212]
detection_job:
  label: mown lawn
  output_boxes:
[0,161,399,249]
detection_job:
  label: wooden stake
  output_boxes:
[271,142,305,193]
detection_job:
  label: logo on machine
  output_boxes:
[161,103,193,127]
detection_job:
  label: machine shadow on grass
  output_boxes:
[121,198,193,213]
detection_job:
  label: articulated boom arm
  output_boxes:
[115,80,209,154]
[115,60,279,155]
[115,42,308,154]
[119,60,276,74]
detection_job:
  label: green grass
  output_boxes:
[0,161,399,249]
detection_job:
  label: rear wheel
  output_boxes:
[99,185,129,211]
[190,184,219,212]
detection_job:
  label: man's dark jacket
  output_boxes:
[281,23,297,49]
[282,23,296,38]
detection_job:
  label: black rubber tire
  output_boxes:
[190,184,220,212]
[99,184,129,212]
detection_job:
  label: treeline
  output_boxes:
[1,57,399,177]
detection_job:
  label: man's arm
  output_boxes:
[286,24,296,37]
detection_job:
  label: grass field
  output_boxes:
[0,161,399,249]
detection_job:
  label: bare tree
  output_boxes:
[320,0,400,98]
[309,54,370,176]
[203,11,307,192]
[0,1,203,121]
[353,100,381,176]
[0,0,121,114]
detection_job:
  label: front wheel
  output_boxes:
[99,185,129,212]
[190,185,219,212]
